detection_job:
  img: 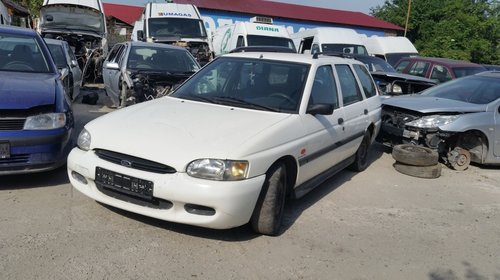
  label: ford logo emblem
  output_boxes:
[120,160,132,167]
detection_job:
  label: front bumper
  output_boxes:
[0,128,72,175]
[67,148,266,230]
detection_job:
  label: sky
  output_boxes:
[103,0,387,14]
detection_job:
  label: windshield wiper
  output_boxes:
[181,94,219,104]
[214,97,279,112]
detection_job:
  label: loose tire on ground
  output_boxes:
[251,163,287,236]
[393,162,442,179]
[348,131,371,172]
[392,144,438,166]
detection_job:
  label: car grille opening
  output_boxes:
[0,118,26,131]
[0,154,30,164]
[96,182,173,209]
[94,149,176,174]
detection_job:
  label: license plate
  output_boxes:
[0,142,10,159]
[95,167,153,200]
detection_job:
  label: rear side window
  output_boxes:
[336,64,363,106]
[353,64,377,98]
[408,61,430,77]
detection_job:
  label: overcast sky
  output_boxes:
[103,0,387,14]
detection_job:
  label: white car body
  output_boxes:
[291,27,368,55]
[68,52,381,234]
[362,36,419,66]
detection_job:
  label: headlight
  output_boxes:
[406,115,460,128]
[77,128,91,151]
[186,159,249,181]
[24,113,66,130]
[392,83,403,94]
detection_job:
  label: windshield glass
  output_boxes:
[148,18,207,38]
[246,35,296,52]
[385,53,418,66]
[40,6,105,34]
[0,33,50,73]
[322,44,368,55]
[421,75,500,104]
[452,67,486,78]
[172,57,310,113]
[127,46,200,72]
[355,56,396,72]
[47,44,66,68]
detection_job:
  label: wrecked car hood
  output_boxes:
[382,96,487,114]
[371,71,437,84]
[39,4,105,35]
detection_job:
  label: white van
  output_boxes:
[362,36,418,66]
[134,2,212,65]
[0,2,9,25]
[291,27,368,55]
[212,17,296,56]
[39,0,108,84]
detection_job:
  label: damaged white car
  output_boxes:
[378,71,500,170]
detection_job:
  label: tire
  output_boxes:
[392,144,438,166]
[349,131,371,172]
[393,162,442,179]
[251,163,287,236]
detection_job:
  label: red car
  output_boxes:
[394,57,487,83]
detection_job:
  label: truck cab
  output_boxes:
[291,27,368,55]
[134,2,212,65]
[211,17,296,56]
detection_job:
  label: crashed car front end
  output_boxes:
[371,72,437,96]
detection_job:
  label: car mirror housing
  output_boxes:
[71,60,78,67]
[105,62,120,70]
[306,103,334,115]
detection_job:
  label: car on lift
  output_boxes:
[0,25,74,175]
[67,52,381,235]
[378,71,500,170]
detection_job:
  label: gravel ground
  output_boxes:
[1,88,499,280]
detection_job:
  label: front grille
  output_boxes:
[94,149,176,174]
[0,118,26,131]
[0,154,30,164]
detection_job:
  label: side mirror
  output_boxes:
[105,62,120,70]
[70,60,78,67]
[59,67,69,80]
[137,30,144,41]
[306,103,334,115]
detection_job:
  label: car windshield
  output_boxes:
[452,66,486,78]
[247,35,296,52]
[385,53,418,67]
[127,46,200,73]
[421,75,500,104]
[0,33,50,73]
[322,44,368,55]
[355,56,396,73]
[171,57,310,113]
[47,44,67,68]
[148,18,207,38]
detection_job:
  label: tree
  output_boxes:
[13,0,43,18]
[371,0,500,64]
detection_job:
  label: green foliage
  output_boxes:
[371,0,500,64]
[12,0,43,17]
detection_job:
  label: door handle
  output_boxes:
[364,109,368,115]
[338,118,344,125]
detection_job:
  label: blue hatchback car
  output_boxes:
[0,26,74,175]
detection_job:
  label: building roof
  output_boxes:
[175,0,403,32]
[1,0,30,16]
[103,3,143,26]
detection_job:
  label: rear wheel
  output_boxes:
[251,163,287,236]
[349,131,371,172]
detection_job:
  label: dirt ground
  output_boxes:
[0,88,499,280]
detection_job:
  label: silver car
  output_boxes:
[44,38,83,101]
[378,71,500,170]
[102,41,200,108]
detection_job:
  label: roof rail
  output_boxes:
[312,51,354,59]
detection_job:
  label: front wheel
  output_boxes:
[251,163,287,236]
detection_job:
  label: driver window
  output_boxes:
[309,65,338,108]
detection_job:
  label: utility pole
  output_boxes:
[404,0,412,37]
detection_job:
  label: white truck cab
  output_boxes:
[134,2,212,65]
[362,36,419,66]
[291,27,368,55]
[211,17,296,56]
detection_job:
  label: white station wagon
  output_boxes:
[68,52,381,235]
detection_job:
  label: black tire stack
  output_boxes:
[392,144,441,179]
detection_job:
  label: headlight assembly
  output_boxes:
[24,113,66,130]
[392,83,403,94]
[186,159,249,181]
[406,115,460,128]
[77,128,91,151]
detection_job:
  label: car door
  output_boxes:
[103,43,126,101]
[297,64,346,186]
[335,63,369,157]
[64,42,82,95]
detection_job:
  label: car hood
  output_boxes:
[371,71,437,84]
[382,96,487,114]
[0,72,57,109]
[86,97,295,169]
